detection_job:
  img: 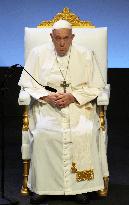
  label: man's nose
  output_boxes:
[60,39,65,46]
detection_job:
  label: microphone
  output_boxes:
[9,64,57,92]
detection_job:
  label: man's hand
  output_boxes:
[40,92,75,109]
[55,93,75,108]
[40,93,58,108]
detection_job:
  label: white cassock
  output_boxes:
[18,42,109,195]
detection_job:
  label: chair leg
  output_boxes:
[21,159,30,196]
[99,105,105,131]
[98,176,109,197]
[98,106,109,197]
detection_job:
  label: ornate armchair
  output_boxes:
[18,8,110,196]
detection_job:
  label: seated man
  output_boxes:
[18,20,107,204]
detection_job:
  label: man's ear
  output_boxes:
[50,33,53,41]
[72,34,75,40]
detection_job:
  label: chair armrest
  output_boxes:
[97,84,110,106]
[18,90,31,105]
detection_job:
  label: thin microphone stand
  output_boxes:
[0,66,19,204]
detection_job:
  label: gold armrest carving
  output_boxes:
[22,105,29,131]
[99,105,105,131]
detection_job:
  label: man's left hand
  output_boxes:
[55,92,75,108]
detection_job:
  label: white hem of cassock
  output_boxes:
[27,184,104,195]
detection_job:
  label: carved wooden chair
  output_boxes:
[18,7,110,197]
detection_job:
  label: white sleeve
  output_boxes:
[18,48,49,100]
[71,50,105,106]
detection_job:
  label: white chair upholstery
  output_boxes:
[18,89,31,105]
[97,84,110,106]
[24,27,107,82]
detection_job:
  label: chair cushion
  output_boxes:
[24,27,107,81]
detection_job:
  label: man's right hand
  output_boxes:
[40,93,59,108]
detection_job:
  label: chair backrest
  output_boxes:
[24,8,107,82]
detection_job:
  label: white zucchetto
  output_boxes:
[52,19,72,30]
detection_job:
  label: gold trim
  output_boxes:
[99,106,105,131]
[37,7,95,28]
[21,159,30,195]
[71,162,94,182]
[22,105,29,131]
[21,107,30,195]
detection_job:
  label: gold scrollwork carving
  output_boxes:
[99,106,105,131]
[22,105,29,131]
[37,7,95,28]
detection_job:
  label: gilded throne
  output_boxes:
[18,8,110,197]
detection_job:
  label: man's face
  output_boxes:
[50,28,74,57]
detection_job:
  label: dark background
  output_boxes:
[0,67,129,205]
